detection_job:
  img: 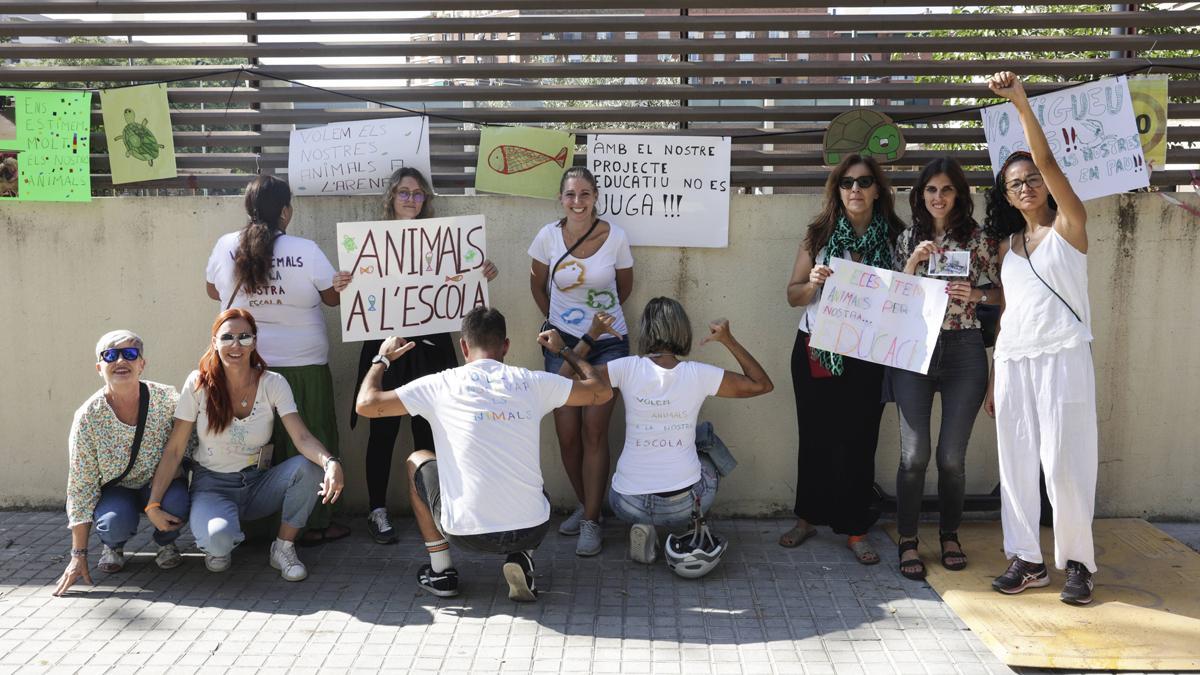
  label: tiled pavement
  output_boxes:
[0,511,1196,675]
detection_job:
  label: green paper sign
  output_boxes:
[0,89,92,202]
[100,83,177,184]
[474,126,574,200]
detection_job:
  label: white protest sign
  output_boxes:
[809,258,948,375]
[981,76,1148,201]
[587,134,731,248]
[288,117,432,196]
[337,215,488,341]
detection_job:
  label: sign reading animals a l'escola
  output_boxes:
[100,83,177,184]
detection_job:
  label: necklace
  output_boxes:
[240,397,249,408]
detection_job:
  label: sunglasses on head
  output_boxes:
[396,190,427,203]
[100,347,141,363]
[838,175,876,190]
[217,332,256,347]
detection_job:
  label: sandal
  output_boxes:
[298,522,352,548]
[898,537,926,580]
[847,535,880,565]
[940,531,968,571]
[778,522,818,548]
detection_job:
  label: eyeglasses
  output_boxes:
[395,190,427,203]
[838,175,876,190]
[1006,174,1045,194]
[217,332,256,347]
[100,347,141,363]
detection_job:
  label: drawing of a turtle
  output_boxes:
[824,109,905,166]
[114,108,165,166]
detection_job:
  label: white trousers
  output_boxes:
[994,344,1098,572]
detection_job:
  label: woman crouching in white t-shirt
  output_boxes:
[145,309,345,582]
[560,298,773,564]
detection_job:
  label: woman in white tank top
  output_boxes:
[982,72,1098,606]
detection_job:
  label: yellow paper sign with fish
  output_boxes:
[475,126,574,199]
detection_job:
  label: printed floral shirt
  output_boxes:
[894,225,1002,331]
[66,381,178,527]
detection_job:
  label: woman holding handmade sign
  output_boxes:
[891,158,1002,581]
[782,155,904,564]
[350,168,498,544]
[529,166,634,557]
[983,72,1097,606]
[205,175,353,546]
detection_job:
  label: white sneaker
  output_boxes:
[155,543,183,570]
[98,545,124,573]
[269,539,308,582]
[205,552,231,572]
[629,524,658,564]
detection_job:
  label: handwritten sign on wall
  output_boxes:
[99,83,177,184]
[1128,74,1169,168]
[475,125,574,200]
[0,90,91,202]
[337,215,489,342]
[588,134,731,248]
[981,76,1147,201]
[288,117,432,196]
[809,259,948,375]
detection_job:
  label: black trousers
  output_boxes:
[790,330,885,536]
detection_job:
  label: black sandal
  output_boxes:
[898,538,926,581]
[940,531,968,571]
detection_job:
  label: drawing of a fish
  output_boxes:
[445,274,464,283]
[488,145,568,175]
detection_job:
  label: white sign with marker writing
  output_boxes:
[288,117,432,196]
[587,134,731,248]
[981,76,1148,201]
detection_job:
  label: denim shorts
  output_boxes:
[543,331,629,374]
[608,455,719,531]
[413,458,548,554]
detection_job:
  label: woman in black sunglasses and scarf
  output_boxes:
[781,155,905,565]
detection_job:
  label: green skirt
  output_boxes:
[270,363,341,530]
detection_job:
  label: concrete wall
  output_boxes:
[3,193,1198,518]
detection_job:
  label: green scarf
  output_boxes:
[814,210,894,376]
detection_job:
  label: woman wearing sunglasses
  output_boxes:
[350,167,498,544]
[146,309,345,581]
[205,175,352,546]
[782,155,905,565]
[982,72,1097,605]
[54,331,190,596]
[890,158,1002,581]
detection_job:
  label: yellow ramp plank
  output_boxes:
[885,518,1200,670]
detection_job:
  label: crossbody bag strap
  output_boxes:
[101,381,151,492]
[545,217,601,320]
[1020,232,1082,323]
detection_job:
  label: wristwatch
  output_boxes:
[580,334,598,349]
[979,293,989,303]
[323,456,341,472]
[371,354,391,369]
[558,346,571,358]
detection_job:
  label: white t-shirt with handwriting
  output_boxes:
[528,221,634,339]
[174,369,298,474]
[606,356,725,496]
[397,359,573,536]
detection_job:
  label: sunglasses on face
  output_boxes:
[395,190,427,203]
[1006,174,1045,194]
[100,347,141,363]
[838,175,876,190]
[217,332,256,347]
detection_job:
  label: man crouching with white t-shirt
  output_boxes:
[356,306,611,601]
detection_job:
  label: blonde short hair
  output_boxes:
[95,330,144,361]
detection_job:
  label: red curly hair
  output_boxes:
[196,308,267,434]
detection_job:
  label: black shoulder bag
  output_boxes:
[101,382,150,491]
[542,217,600,332]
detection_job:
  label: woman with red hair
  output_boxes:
[146,309,345,581]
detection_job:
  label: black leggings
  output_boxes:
[365,414,435,510]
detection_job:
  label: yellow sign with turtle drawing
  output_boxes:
[100,83,177,184]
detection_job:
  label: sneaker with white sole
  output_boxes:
[576,519,603,557]
[204,552,231,573]
[629,524,658,564]
[1060,560,1094,605]
[155,543,182,570]
[991,557,1050,594]
[417,564,460,597]
[98,544,124,573]
[367,508,399,545]
[269,539,308,582]
[503,551,538,602]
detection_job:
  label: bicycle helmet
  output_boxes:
[664,517,727,579]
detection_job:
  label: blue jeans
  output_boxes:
[189,455,323,556]
[543,332,629,374]
[892,329,989,538]
[608,455,719,531]
[93,477,190,549]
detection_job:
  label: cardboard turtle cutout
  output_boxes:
[824,109,905,166]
